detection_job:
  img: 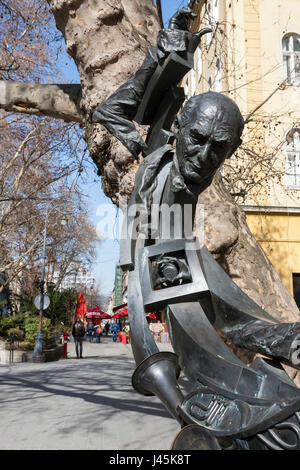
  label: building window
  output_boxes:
[282,33,300,85]
[293,274,300,310]
[285,128,300,188]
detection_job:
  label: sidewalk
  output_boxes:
[0,335,180,450]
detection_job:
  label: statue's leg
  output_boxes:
[127,238,185,426]
[222,320,300,368]
[199,245,300,367]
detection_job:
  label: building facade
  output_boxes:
[183,0,300,308]
[52,263,95,292]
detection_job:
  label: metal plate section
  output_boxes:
[139,238,209,311]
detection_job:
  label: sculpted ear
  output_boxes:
[226,137,242,158]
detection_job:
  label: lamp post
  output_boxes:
[87,279,95,310]
[33,204,50,362]
[85,277,95,310]
[33,201,69,363]
[72,269,79,322]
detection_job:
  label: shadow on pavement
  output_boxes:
[0,356,175,420]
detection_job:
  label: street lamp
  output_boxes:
[71,268,80,322]
[33,201,69,363]
[84,277,95,310]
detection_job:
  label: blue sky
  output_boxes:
[160,0,186,26]
[61,1,189,297]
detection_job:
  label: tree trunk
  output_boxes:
[47,0,160,208]
[46,0,299,322]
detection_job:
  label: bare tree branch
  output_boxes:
[244,80,288,125]
[0,81,83,123]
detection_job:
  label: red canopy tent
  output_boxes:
[87,306,101,313]
[112,308,128,319]
[112,303,127,312]
[86,305,111,324]
[86,312,111,319]
[75,292,87,322]
[148,313,157,319]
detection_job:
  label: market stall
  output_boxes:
[86,306,111,326]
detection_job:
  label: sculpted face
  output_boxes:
[174,92,244,191]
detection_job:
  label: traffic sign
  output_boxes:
[34,294,50,310]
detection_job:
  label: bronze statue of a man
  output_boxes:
[92,4,300,450]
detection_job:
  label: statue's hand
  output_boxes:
[168,5,197,31]
[157,2,212,60]
[152,256,192,288]
[168,1,212,37]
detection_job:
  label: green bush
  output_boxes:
[8,327,24,341]
[0,313,25,339]
[20,288,74,328]
[4,327,25,350]
[0,313,60,350]
[45,288,74,326]
[23,314,51,346]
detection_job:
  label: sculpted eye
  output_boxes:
[190,132,207,145]
[213,140,228,148]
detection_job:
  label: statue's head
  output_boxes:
[173,92,244,190]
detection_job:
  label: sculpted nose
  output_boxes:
[199,142,211,162]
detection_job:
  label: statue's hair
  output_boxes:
[179,91,244,144]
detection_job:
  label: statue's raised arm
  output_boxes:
[168,1,198,30]
[91,3,211,159]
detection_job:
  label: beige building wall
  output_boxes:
[247,211,300,296]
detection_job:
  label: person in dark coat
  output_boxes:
[104,322,110,336]
[72,317,86,359]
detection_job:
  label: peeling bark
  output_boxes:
[198,173,300,323]
[46,0,159,205]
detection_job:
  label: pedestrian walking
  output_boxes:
[95,324,102,343]
[72,317,86,359]
[87,321,94,342]
[124,321,131,344]
[104,322,110,336]
[111,322,120,342]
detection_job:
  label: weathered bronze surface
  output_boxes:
[92,4,300,450]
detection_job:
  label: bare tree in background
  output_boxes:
[0,0,99,301]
